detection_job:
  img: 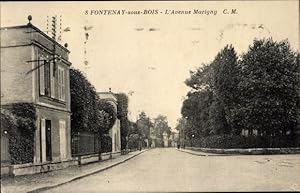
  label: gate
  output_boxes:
[71,132,100,156]
[1,129,10,163]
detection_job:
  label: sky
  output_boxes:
[1,1,299,128]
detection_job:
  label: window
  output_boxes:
[39,57,53,97]
[44,62,51,96]
[58,66,65,101]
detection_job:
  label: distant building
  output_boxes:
[163,131,169,147]
[149,126,156,148]
[170,131,179,147]
[1,22,73,168]
[98,91,121,153]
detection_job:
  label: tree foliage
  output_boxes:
[98,100,117,134]
[185,64,214,91]
[182,91,213,137]
[137,111,152,139]
[212,45,240,134]
[153,115,171,139]
[116,93,129,149]
[236,39,299,139]
[1,103,36,164]
[70,68,116,142]
[181,38,300,148]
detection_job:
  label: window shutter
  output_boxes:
[50,62,55,98]
[62,70,65,101]
[57,68,61,100]
[59,120,67,160]
[41,118,46,162]
[39,62,45,95]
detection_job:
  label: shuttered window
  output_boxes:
[39,59,45,95]
[44,62,51,97]
[58,66,65,101]
[39,56,52,97]
[50,62,55,98]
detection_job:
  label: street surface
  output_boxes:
[43,148,300,192]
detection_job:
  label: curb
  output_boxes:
[177,149,236,156]
[184,147,300,155]
[178,147,300,156]
[27,149,148,193]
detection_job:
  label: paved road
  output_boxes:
[43,148,300,192]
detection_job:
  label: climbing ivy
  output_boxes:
[1,103,36,164]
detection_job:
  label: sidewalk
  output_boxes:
[178,146,300,156]
[1,149,147,193]
[177,148,233,156]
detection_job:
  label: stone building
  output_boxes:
[98,91,121,153]
[1,20,74,175]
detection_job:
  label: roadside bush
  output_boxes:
[128,134,139,149]
[192,134,295,149]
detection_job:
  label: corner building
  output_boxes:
[1,23,72,166]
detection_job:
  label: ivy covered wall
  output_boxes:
[1,103,36,164]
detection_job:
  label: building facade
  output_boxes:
[98,91,121,153]
[1,23,72,165]
[163,131,169,147]
[170,131,179,147]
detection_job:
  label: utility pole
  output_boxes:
[51,16,57,75]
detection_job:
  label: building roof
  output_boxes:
[1,23,70,53]
[97,92,118,103]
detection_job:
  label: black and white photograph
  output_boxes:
[1,1,300,192]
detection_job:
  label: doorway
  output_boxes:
[45,120,52,161]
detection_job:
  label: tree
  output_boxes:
[181,38,299,148]
[174,117,187,146]
[127,121,140,149]
[70,68,116,153]
[208,98,229,135]
[98,100,117,135]
[70,68,99,133]
[128,121,138,135]
[236,38,299,144]
[153,115,171,146]
[182,62,216,138]
[211,45,239,134]
[185,64,215,92]
[174,117,187,133]
[181,90,213,138]
[181,45,239,144]
[136,111,152,140]
[116,93,129,150]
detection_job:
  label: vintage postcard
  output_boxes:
[1,1,299,192]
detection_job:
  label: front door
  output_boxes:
[45,120,52,161]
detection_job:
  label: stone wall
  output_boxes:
[1,46,33,104]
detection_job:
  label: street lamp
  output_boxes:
[191,134,195,147]
[139,135,142,151]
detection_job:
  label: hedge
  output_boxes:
[190,134,296,149]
